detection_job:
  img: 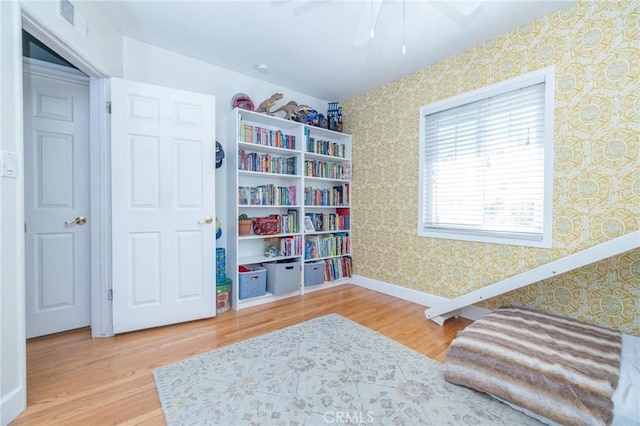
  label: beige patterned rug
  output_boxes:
[153,314,542,425]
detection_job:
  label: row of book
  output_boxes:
[240,123,296,150]
[304,233,350,260]
[239,150,297,175]
[269,211,299,234]
[238,185,297,206]
[306,135,346,158]
[304,184,350,207]
[304,160,351,180]
[305,212,350,232]
[323,256,352,281]
[264,235,303,257]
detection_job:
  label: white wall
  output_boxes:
[123,37,331,250]
[1,1,123,423]
[1,3,26,425]
[20,0,123,77]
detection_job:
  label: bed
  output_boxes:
[443,307,640,426]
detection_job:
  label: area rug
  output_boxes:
[153,314,542,425]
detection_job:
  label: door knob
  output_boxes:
[65,216,87,226]
[198,216,213,225]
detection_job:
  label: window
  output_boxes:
[418,67,554,248]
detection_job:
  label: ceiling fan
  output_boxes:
[272,0,482,49]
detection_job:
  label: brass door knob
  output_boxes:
[65,216,87,226]
[198,216,213,225]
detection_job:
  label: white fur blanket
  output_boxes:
[444,307,622,426]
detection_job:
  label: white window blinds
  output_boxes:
[419,69,553,247]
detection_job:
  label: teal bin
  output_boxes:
[216,248,226,282]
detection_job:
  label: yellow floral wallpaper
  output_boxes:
[343,1,639,336]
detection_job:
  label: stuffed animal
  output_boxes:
[215,141,225,169]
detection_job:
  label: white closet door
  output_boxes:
[24,62,91,338]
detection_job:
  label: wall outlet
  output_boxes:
[0,150,18,178]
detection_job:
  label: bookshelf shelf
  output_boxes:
[228,108,352,310]
[238,170,300,181]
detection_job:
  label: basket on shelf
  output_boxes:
[253,218,279,235]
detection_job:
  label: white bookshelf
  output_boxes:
[227,108,352,310]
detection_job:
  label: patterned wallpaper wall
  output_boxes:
[343,1,639,336]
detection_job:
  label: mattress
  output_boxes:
[496,333,638,426]
[444,307,639,426]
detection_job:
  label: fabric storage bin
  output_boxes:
[304,261,325,286]
[263,260,300,295]
[238,264,267,299]
[253,218,278,235]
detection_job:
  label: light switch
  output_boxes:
[0,150,18,178]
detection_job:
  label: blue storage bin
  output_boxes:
[238,264,267,299]
[304,261,325,286]
[264,260,300,295]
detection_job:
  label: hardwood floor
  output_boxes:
[13,284,471,425]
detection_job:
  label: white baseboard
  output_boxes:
[350,275,490,324]
[1,384,26,426]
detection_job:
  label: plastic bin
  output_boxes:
[263,260,300,295]
[216,278,231,313]
[304,261,325,287]
[238,264,267,299]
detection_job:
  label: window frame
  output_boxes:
[418,66,554,248]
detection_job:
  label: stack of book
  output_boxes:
[240,122,296,150]
[239,150,297,175]
[304,212,349,232]
[238,184,297,206]
[304,233,350,259]
[306,136,346,158]
[324,257,352,281]
[304,184,350,206]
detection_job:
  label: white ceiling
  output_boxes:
[95,0,574,102]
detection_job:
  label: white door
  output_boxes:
[23,60,91,338]
[111,78,216,334]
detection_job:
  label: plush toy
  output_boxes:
[215,141,225,169]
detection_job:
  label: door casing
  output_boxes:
[22,11,113,337]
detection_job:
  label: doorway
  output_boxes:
[21,15,112,338]
[23,54,91,338]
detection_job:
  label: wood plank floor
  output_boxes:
[13,284,471,425]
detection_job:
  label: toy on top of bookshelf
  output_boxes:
[273,100,309,121]
[327,102,343,132]
[294,107,319,126]
[255,93,283,115]
[232,93,255,111]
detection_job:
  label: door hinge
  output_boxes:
[106,101,112,114]
[107,289,113,301]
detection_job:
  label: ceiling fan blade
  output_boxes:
[352,0,385,47]
[429,1,483,25]
[292,1,329,16]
